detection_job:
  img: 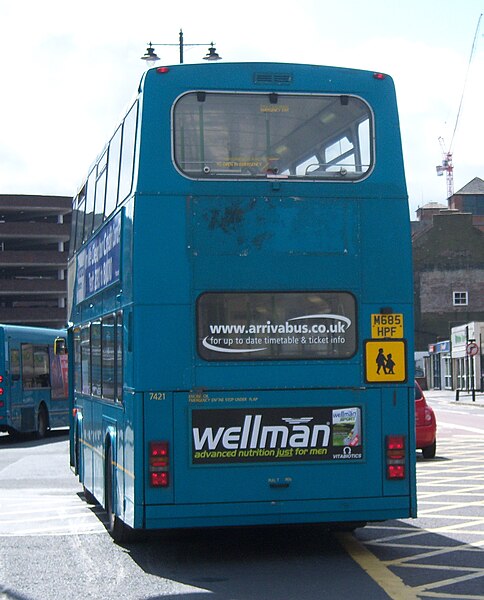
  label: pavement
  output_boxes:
[424,387,484,405]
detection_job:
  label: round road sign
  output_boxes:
[466,342,479,357]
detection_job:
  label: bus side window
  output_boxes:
[118,102,138,205]
[91,321,102,397]
[83,168,97,239]
[9,348,20,381]
[74,193,86,252]
[73,327,81,393]
[115,311,123,403]
[104,126,122,220]
[54,337,67,355]
[81,325,91,395]
[33,346,50,388]
[22,344,34,388]
[102,315,115,400]
[94,152,107,232]
[22,345,50,389]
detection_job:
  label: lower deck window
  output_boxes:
[74,312,124,402]
[197,291,356,361]
[21,344,50,388]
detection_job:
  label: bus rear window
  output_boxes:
[174,92,372,180]
[197,291,357,361]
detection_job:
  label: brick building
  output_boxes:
[412,203,484,351]
[449,176,484,231]
[0,194,72,328]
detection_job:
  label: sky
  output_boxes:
[0,0,483,218]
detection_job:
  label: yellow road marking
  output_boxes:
[335,532,420,600]
[340,432,484,599]
[419,593,484,599]
[413,569,484,596]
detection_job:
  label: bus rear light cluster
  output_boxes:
[149,441,169,487]
[386,435,406,479]
[0,375,4,396]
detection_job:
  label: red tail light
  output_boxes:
[387,465,405,479]
[149,441,169,487]
[151,471,169,487]
[387,435,405,453]
[386,435,406,479]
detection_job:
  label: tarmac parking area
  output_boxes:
[347,433,484,599]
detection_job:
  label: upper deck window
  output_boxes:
[173,92,372,180]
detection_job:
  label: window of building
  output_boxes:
[453,291,468,306]
[443,356,452,390]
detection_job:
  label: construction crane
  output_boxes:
[436,137,454,199]
[436,13,482,200]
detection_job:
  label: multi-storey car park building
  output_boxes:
[0,194,71,328]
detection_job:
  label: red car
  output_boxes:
[415,381,437,458]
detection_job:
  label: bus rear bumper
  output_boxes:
[143,496,416,530]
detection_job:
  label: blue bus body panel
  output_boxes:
[132,194,413,393]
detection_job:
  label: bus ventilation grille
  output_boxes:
[253,72,293,85]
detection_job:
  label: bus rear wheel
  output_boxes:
[36,405,49,439]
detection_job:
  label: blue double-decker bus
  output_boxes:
[68,62,416,541]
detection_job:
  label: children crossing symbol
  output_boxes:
[376,348,396,374]
[365,340,407,383]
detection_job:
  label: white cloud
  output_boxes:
[0,0,482,215]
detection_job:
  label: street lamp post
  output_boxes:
[141,29,221,64]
